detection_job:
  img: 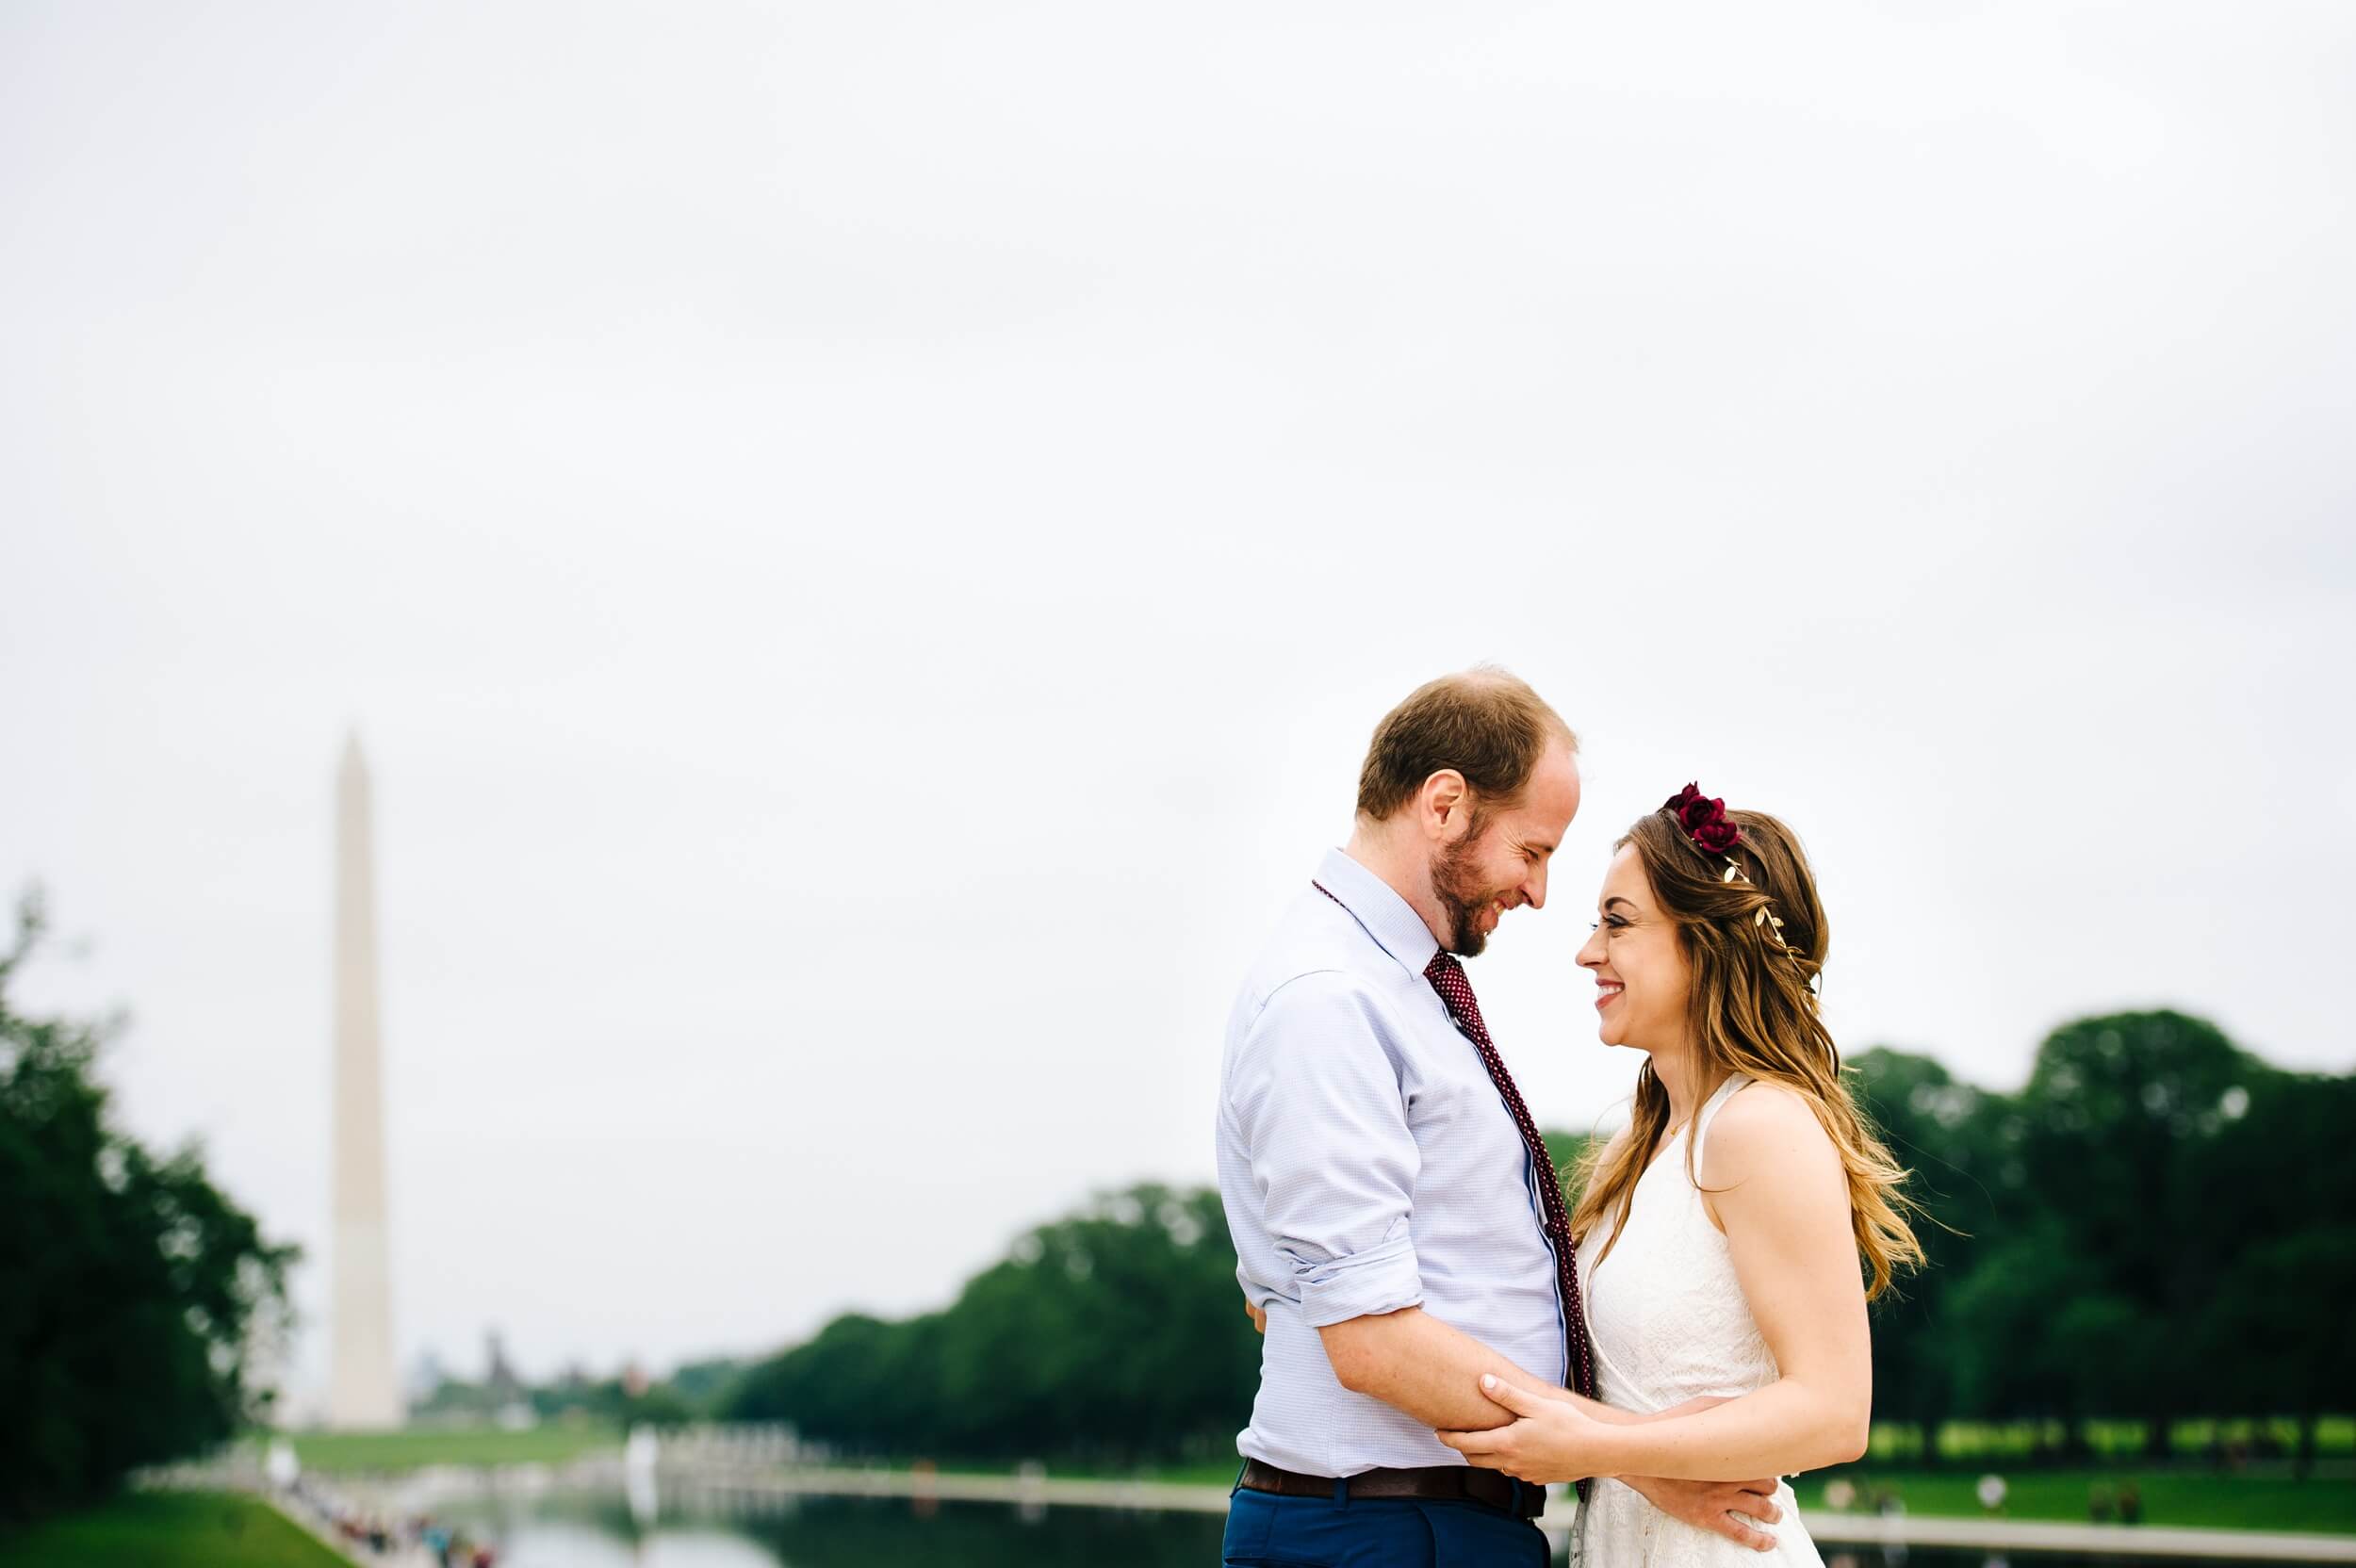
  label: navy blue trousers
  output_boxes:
[1221,1479,1551,1568]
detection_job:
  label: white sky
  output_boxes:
[4,2,2351,1399]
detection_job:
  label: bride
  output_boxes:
[1440,785,1922,1564]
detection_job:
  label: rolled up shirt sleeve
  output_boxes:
[1231,971,1424,1328]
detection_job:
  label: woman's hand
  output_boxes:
[1436,1374,1615,1484]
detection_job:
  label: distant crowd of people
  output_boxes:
[280,1477,500,1567]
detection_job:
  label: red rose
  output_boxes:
[1665,782,1742,855]
[1681,794,1726,833]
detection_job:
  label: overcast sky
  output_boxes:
[4,2,2351,1404]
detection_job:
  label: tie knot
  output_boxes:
[1424,952,1481,1034]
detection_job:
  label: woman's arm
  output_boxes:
[1438,1084,1872,1483]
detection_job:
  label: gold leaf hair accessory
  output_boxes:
[1661,782,1820,1000]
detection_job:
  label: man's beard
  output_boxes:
[1432,822,1499,957]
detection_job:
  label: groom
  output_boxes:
[1216,668,1780,1566]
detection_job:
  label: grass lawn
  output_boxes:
[1154,1459,2356,1533]
[260,1422,623,1474]
[1808,1465,2356,1535]
[807,1457,2356,1534]
[0,1491,346,1567]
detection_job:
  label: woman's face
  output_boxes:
[1575,843,1691,1052]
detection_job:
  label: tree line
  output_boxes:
[8,865,2348,1524]
[729,1009,2355,1474]
[726,1184,1257,1466]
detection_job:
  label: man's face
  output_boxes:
[1430,738,1581,956]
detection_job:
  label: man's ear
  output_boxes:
[1418,769,1469,843]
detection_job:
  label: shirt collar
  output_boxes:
[1313,847,1443,980]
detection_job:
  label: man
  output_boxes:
[1216,668,1782,1565]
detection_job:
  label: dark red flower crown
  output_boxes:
[1663,782,1742,858]
[1661,781,1817,996]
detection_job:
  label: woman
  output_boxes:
[1439,785,1922,1564]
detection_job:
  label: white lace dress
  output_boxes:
[1572,1074,1824,1567]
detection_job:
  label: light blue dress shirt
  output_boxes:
[1217,847,1569,1477]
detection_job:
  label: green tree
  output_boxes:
[2008,1010,2276,1455]
[0,892,296,1521]
[1541,1128,1597,1184]
[668,1355,750,1415]
[727,1184,1258,1464]
[2196,1069,2356,1474]
[1846,1047,1995,1463]
[1942,1218,2103,1454]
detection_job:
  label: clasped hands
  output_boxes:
[1438,1375,1784,1554]
[1241,1298,1780,1552]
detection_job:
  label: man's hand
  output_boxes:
[1619,1476,1783,1553]
[1621,1396,1782,1549]
[1244,1298,1268,1335]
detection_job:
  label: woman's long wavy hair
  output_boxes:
[1566,807,1924,1298]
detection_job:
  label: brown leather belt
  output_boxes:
[1237,1458,1546,1520]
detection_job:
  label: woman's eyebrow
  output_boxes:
[1604,896,1637,912]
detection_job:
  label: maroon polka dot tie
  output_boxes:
[1423,950,1598,1410]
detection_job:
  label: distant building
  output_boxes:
[486,1329,536,1429]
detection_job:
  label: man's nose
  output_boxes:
[1523,865,1548,910]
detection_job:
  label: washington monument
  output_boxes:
[330,735,401,1428]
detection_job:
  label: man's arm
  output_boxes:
[1318,1305,1627,1430]
[1232,973,1429,1331]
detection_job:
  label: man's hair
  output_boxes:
[1355,666,1578,823]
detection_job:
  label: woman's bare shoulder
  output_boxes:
[1703,1079,1839,1186]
